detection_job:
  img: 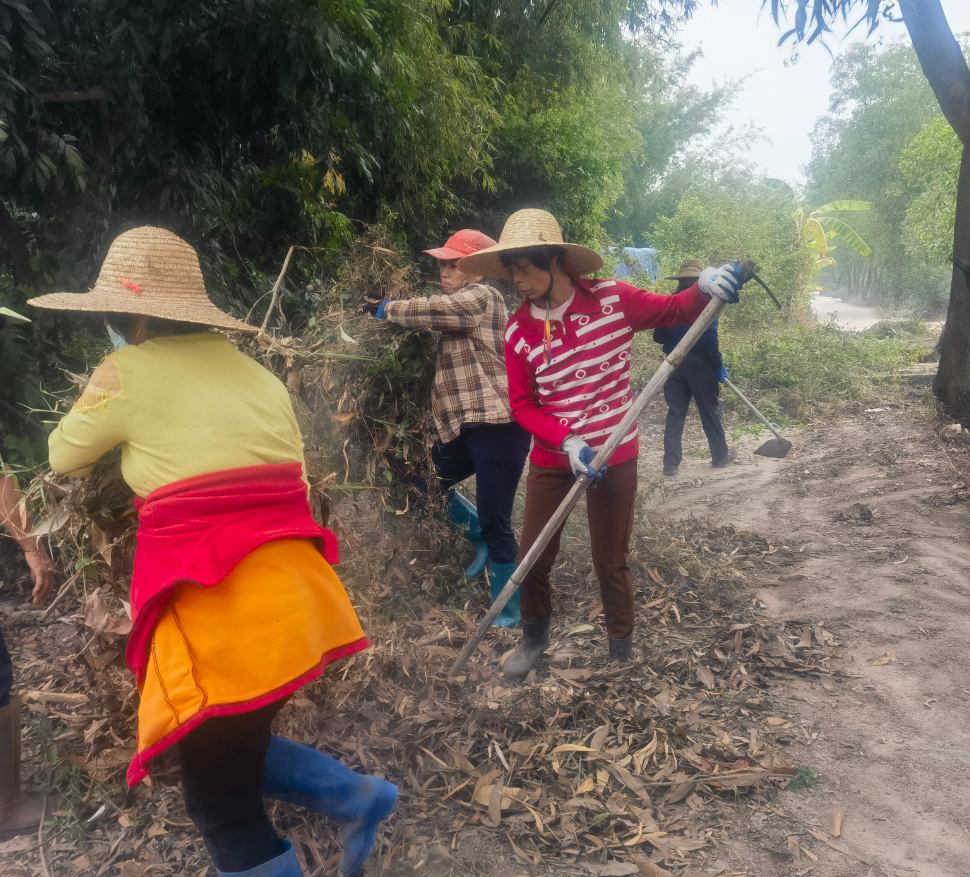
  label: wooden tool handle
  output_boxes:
[722,378,783,441]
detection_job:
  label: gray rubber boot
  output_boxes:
[0,696,45,841]
[503,618,551,682]
[608,634,633,663]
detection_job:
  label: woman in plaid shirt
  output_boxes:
[368,230,530,626]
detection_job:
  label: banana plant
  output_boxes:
[766,179,873,266]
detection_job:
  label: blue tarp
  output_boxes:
[610,247,659,280]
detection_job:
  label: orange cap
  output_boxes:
[423,229,497,261]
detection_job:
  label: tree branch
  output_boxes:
[536,0,564,32]
[899,0,970,148]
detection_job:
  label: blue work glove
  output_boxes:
[364,299,395,318]
[562,436,609,488]
[716,364,729,384]
[698,264,743,303]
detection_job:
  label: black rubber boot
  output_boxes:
[503,618,551,682]
[608,634,633,663]
[712,448,738,469]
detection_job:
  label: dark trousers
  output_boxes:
[0,623,11,708]
[516,458,638,639]
[178,699,286,873]
[432,421,531,564]
[662,353,729,469]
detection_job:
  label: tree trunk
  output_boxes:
[899,0,970,147]
[899,0,970,417]
[932,146,970,415]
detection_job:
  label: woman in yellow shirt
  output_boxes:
[30,228,396,877]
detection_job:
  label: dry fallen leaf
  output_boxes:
[590,723,611,751]
[24,690,89,705]
[630,856,673,877]
[808,828,846,852]
[646,836,706,856]
[696,665,715,688]
[509,739,535,756]
[831,807,844,837]
[551,667,595,684]
[487,780,503,827]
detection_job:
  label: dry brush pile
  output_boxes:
[2,510,839,876]
[1,230,841,876]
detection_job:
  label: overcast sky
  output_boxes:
[677,0,970,185]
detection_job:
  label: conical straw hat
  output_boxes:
[457,209,603,279]
[665,257,705,280]
[27,227,257,334]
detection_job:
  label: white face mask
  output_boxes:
[105,322,127,349]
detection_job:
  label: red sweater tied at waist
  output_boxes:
[126,462,338,683]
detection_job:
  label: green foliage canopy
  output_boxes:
[900,116,962,264]
[647,186,817,328]
[2,0,726,449]
[805,40,956,311]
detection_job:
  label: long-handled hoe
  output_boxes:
[449,262,777,678]
[722,378,793,459]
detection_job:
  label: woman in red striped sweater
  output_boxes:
[459,210,742,680]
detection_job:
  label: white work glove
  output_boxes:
[698,263,744,303]
[561,436,607,487]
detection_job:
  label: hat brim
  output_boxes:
[26,290,258,335]
[664,274,703,281]
[422,246,469,261]
[457,242,604,279]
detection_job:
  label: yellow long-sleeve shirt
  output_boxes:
[49,332,305,497]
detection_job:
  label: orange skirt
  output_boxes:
[128,538,367,786]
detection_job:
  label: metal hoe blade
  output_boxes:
[754,437,793,458]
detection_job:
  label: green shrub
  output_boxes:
[722,323,926,417]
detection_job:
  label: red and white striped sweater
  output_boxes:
[504,277,708,470]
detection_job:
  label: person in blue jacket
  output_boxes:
[653,259,736,476]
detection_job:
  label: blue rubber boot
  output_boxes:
[263,737,398,877]
[446,491,490,578]
[489,562,521,628]
[217,840,303,877]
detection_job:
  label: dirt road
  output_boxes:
[810,291,884,330]
[4,392,967,877]
[639,396,970,876]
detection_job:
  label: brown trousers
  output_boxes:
[516,458,638,639]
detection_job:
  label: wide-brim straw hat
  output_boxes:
[666,257,705,281]
[27,227,257,334]
[457,209,603,279]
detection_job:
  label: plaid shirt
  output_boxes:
[382,284,513,442]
